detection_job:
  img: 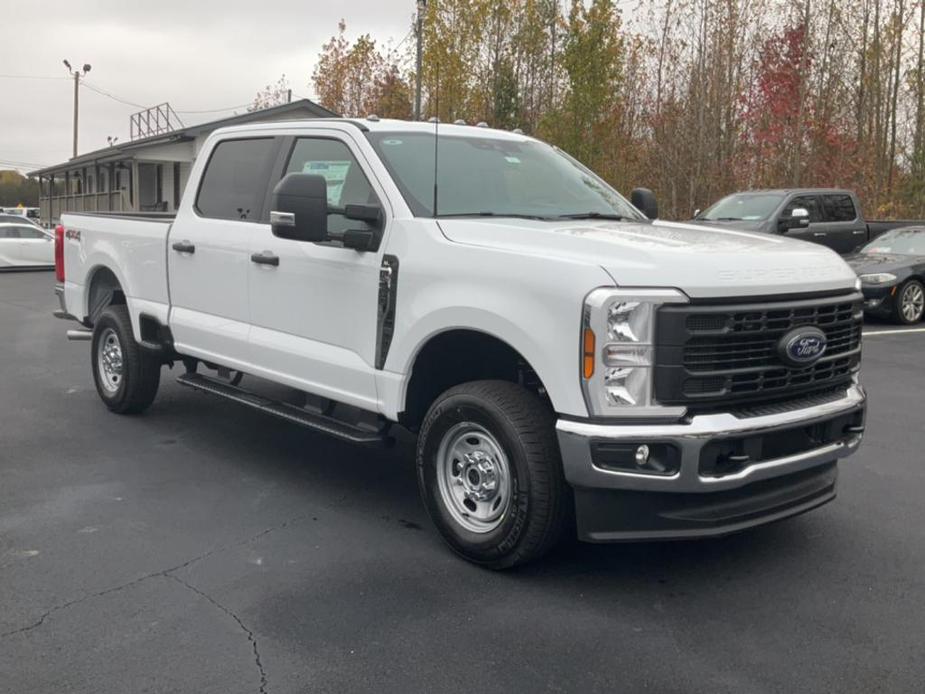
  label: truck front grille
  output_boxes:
[655,292,863,412]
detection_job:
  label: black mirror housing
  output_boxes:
[345,203,382,225]
[631,187,659,219]
[270,173,328,242]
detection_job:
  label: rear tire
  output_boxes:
[91,304,161,414]
[893,279,925,324]
[416,380,568,569]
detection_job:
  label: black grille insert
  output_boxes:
[656,293,863,410]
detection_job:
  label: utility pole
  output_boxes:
[63,60,92,158]
[414,0,427,120]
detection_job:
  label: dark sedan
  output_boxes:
[845,226,925,324]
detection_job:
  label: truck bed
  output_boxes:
[60,211,173,333]
[868,219,925,240]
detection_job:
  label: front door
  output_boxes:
[167,136,281,367]
[246,133,387,412]
[781,194,826,246]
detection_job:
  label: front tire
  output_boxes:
[91,304,161,414]
[893,279,925,324]
[416,381,568,569]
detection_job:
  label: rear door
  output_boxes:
[780,194,826,245]
[167,136,281,367]
[820,193,867,254]
[15,224,54,265]
[245,132,387,411]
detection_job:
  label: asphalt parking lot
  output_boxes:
[1,271,923,694]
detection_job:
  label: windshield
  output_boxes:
[862,227,925,256]
[698,193,785,221]
[366,131,644,221]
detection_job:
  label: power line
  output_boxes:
[0,73,69,81]
[174,103,251,115]
[0,158,52,169]
[394,27,415,53]
[81,78,251,115]
[81,80,151,109]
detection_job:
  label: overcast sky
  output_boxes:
[1,1,415,174]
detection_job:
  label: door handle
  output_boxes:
[172,240,195,254]
[250,251,280,267]
[813,232,827,237]
[852,229,866,235]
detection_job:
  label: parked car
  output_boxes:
[1,206,42,224]
[846,226,925,324]
[690,188,921,254]
[52,118,867,568]
[0,214,54,269]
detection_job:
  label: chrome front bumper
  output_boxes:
[556,384,866,495]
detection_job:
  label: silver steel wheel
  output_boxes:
[901,283,924,322]
[435,422,513,534]
[97,327,124,394]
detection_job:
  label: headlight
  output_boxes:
[581,288,689,417]
[859,272,897,285]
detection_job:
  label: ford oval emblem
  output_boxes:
[778,327,828,367]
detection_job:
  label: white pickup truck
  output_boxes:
[54,118,867,568]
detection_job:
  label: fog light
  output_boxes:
[590,442,680,476]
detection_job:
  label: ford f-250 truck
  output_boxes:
[53,118,867,568]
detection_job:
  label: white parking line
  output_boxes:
[863,327,925,336]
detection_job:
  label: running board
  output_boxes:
[176,373,390,445]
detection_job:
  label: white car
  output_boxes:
[0,215,55,269]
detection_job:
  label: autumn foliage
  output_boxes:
[306,1,925,220]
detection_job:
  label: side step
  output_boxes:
[177,373,389,445]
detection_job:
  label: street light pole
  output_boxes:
[414,0,426,121]
[63,60,91,158]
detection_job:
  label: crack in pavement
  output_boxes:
[0,511,308,645]
[167,573,268,694]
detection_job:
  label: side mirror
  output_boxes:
[340,203,384,251]
[780,207,810,232]
[631,187,659,219]
[270,173,328,242]
[693,208,701,218]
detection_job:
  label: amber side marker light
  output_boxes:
[582,328,596,379]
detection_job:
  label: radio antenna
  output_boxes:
[432,116,439,216]
[431,64,440,217]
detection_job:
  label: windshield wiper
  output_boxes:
[558,212,631,221]
[711,217,744,221]
[436,212,554,221]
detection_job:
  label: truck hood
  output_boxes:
[437,218,857,299]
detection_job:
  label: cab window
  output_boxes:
[284,138,378,234]
[822,194,857,222]
[196,138,278,222]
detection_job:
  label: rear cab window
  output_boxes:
[195,138,279,222]
[821,194,858,222]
